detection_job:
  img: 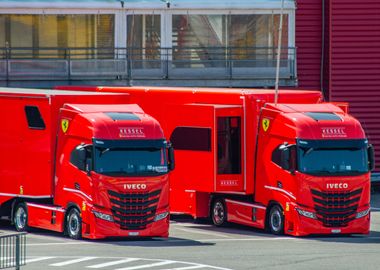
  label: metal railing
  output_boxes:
[0,46,296,84]
[0,233,26,270]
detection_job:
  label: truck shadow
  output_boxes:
[93,237,214,247]
[0,220,213,247]
[170,217,380,244]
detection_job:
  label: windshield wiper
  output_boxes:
[100,148,110,156]
[302,147,314,157]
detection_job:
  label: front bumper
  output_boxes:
[285,204,370,236]
[81,207,170,239]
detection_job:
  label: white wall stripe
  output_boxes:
[50,257,97,267]
[116,261,174,270]
[225,199,267,210]
[63,187,93,201]
[264,185,296,200]
[0,192,51,199]
[27,203,65,212]
[87,258,140,269]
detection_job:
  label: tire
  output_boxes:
[66,208,82,240]
[14,203,29,232]
[268,205,284,235]
[211,198,227,227]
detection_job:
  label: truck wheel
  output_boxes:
[211,198,227,227]
[14,203,29,232]
[268,205,284,235]
[66,208,82,240]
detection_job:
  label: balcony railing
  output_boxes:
[0,46,296,85]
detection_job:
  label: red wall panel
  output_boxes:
[295,0,323,90]
[296,0,380,172]
[329,0,380,172]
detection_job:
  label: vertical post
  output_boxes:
[274,0,285,105]
[6,43,9,87]
[229,47,233,80]
[16,235,20,270]
[67,48,71,84]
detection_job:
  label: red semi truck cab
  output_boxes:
[0,88,173,239]
[52,104,173,239]
[255,103,373,236]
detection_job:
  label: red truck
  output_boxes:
[56,86,374,236]
[0,87,174,239]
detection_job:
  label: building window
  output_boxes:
[0,14,115,59]
[127,14,161,68]
[172,14,288,68]
[170,127,211,151]
[217,117,241,174]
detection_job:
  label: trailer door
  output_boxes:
[215,105,244,192]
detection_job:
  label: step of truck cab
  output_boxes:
[26,203,65,232]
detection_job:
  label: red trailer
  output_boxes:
[56,86,374,236]
[0,87,174,239]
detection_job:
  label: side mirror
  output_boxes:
[280,144,297,173]
[76,147,87,171]
[70,144,92,172]
[280,147,290,171]
[168,146,175,171]
[368,145,375,171]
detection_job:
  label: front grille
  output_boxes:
[108,189,161,230]
[311,188,362,227]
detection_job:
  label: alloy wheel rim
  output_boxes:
[69,214,79,236]
[271,210,282,232]
[213,202,225,225]
[15,207,26,230]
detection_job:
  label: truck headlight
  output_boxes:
[356,208,370,219]
[154,212,169,222]
[296,208,317,219]
[93,210,114,222]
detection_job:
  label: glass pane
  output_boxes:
[127,14,161,68]
[217,117,241,174]
[10,15,33,58]
[170,127,211,151]
[298,139,369,176]
[96,14,115,59]
[0,14,114,59]
[172,15,227,68]
[0,15,6,58]
[229,14,288,67]
[38,15,59,58]
[94,139,168,177]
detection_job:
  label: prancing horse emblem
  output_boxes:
[61,119,69,133]
[262,118,270,132]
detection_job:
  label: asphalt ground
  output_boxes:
[0,192,379,270]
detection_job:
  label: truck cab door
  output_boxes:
[215,106,244,192]
[254,107,294,204]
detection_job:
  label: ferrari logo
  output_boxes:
[61,119,69,133]
[262,118,270,132]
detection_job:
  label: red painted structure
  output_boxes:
[296,0,380,173]
[56,85,374,236]
[0,88,173,239]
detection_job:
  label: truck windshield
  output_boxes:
[93,139,168,177]
[297,139,369,176]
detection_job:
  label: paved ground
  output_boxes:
[1,192,379,270]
